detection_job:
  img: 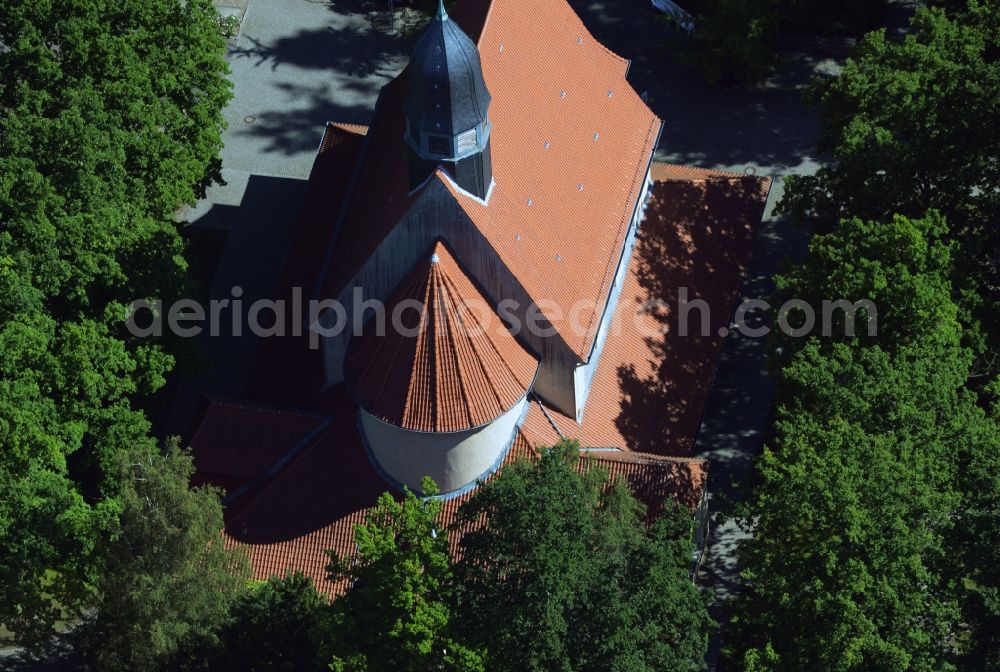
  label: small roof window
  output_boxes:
[427,135,451,156]
[456,128,478,154]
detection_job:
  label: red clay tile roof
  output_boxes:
[318,122,369,153]
[344,240,538,432]
[318,0,662,359]
[203,394,704,594]
[650,162,750,182]
[581,450,708,514]
[521,166,771,455]
[191,400,328,491]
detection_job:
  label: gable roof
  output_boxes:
[345,240,538,432]
[318,0,662,360]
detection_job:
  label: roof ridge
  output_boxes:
[439,264,509,413]
[433,262,475,430]
[583,450,710,465]
[403,260,438,429]
[223,415,337,513]
[579,115,663,357]
[650,161,759,181]
[197,396,329,420]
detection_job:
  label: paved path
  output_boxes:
[691,179,809,669]
[194,0,408,217]
[568,0,836,175]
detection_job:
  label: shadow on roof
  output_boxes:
[614,175,768,455]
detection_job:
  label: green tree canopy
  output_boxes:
[779,3,1000,338]
[0,0,231,645]
[322,478,483,672]
[210,572,328,672]
[455,440,712,672]
[949,377,1000,671]
[730,212,1000,671]
[771,212,959,355]
[78,441,247,672]
[669,0,889,85]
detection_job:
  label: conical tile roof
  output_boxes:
[345,241,538,432]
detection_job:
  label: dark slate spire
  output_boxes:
[404,3,493,198]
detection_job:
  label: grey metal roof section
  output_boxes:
[404,4,491,138]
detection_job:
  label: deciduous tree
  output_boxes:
[0,0,231,644]
[79,441,247,672]
[323,479,483,672]
[779,3,1000,339]
[730,213,1000,671]
[456,440,712,672]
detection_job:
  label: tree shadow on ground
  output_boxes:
[232,22,408,78]
[566,0,825,171]
[232,79,376,155]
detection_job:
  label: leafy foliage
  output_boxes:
[730,9,1000,663]
[771,212,958,355]
[949,377,1000,671]
[779,3,1000,341]
[729,213,1000,671]
[213,572,328,672]
[78,441,248,672]
[670,0,889,85]
[670,0,784,85]
[322,478,483,672]
[455,440,712,672]
[0,0,231,646]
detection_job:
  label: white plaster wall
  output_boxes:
[573,168,654,420]
[359,394,527,494]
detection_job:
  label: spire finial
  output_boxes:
[437,0,448,21]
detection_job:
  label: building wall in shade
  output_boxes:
[319,178,582,417]
[358,394,528,494]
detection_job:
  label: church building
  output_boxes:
[191,0,770,590]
